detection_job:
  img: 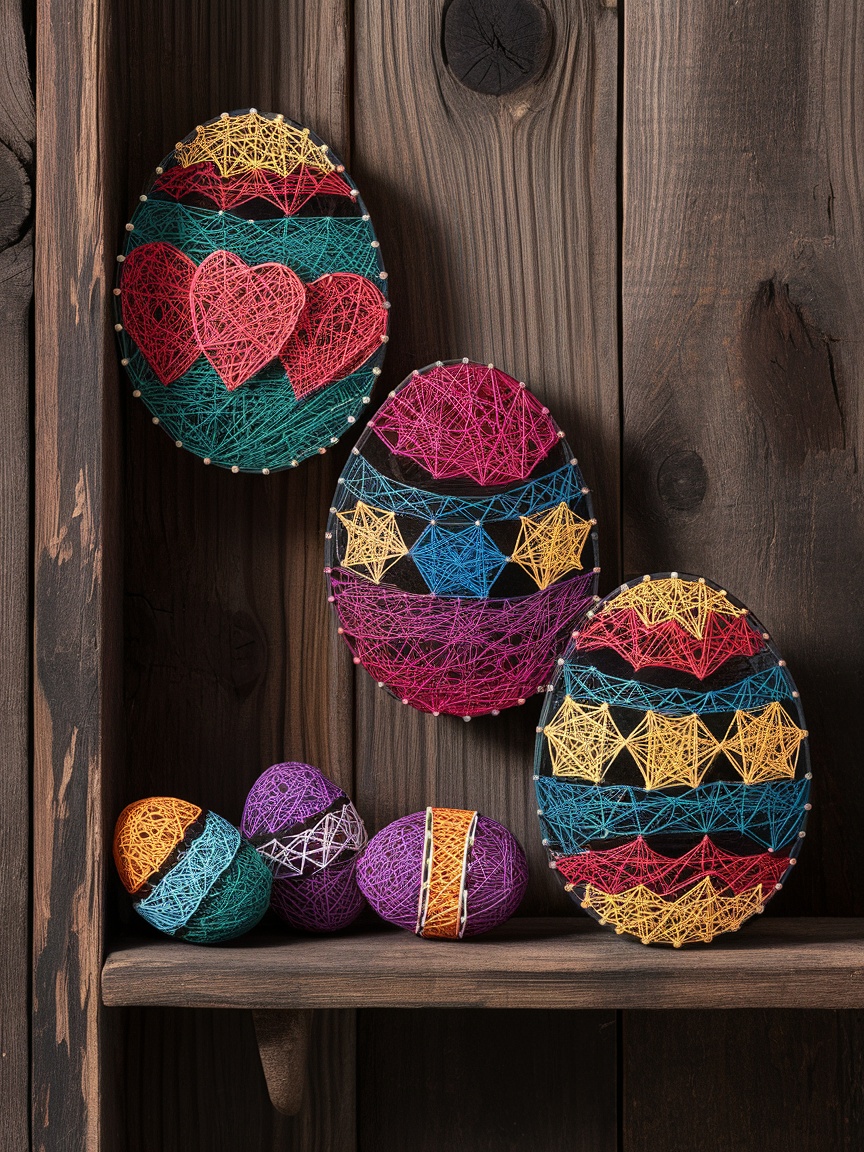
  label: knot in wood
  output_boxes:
[443,0,551,95]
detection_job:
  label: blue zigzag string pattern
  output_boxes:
[127,200,383,282]
[562,663,795,715]
[338,455,587,523]
[409,523,509,597]
[535,777,810,853]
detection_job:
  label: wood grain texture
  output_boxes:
[358,1008,616,1152]
[34,0,124,1148]
[118,1006,355,1152]
[0,0,32,1148]
[351,6,619,1143]
[621,2,864,1148]
[112,2,356,1149]
[624,1010,864,1152]
[102,918,864,1010]
[353,0,619,916]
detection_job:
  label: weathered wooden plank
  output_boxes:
[351,4,620,1144]
[358,1008,617,1152]
[624,1010,864,1152]
[119,1006,355,1152]
[34,0,124,1148]
[114,1,355,1148]
[0,0,32,1147]
[102,918,864,1011]
[622,0,864,1147]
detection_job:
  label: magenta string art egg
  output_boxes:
[325,359,600,716]
[356,807,528,938]
[241,762,367,931]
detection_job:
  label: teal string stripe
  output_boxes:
[127,200,385,283]
[562,663,796,716]
[535,777,810,854]
[338,454,588,523]
[122,344,384,472]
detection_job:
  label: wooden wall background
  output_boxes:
[16,0,864,1149]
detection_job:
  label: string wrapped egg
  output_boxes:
[113,797,272,943]
[357,807,528,938]
[241,762,367,932]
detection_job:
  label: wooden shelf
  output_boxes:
[102,917,864,1011]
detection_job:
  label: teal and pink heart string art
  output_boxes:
[115,109,389,472]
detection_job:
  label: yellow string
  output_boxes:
[175,111,335,177]
[419,808,476,939]
[510,502,593,590]
[722,701,806,783]
[580,877,765,946]
[601,576,747,638]
[544,698,805,788]
[626,712,718,789]
[544,699,626,783]
[337,500,408,584]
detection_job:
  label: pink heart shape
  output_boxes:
[120,242,199,385]
[281,273,388,400]
[190,251,306,391]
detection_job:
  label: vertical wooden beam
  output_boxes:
[622,1,864,1147]
[352,2,620,1147]
[115,2,355,1148]
[34,0,121,1148]
[0,0,33,1148]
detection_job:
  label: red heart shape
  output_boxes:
[190,251,306,391]
[120,242,198,385]
[281,273,388,400]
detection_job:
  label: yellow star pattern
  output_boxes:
[337,500,408,584]
[721,701,806,784]
[626,712,719,790]
[544,699,626,783]
[510,502,594,590]
[580,877,766,947]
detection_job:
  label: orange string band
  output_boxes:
[416,807,478,939]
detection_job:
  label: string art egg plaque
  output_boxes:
[535,574,811,946]
[241,762,367,932]
[357,808,528,938]
[325,360,599,716]
[116,110,389,471]
[113,797,272,943]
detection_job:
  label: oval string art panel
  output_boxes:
[325,359,600,717]
[115,109,389,472]
[535,573,811,946]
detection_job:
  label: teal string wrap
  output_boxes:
[116,109,388,472]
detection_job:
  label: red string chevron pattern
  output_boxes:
[555,836,790,897]
[189,250,306,390]
[369,361,560,484]
[152,161,352,215]
[576,608,764,679]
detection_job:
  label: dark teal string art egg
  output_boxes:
[115,109,389,472]
[113,796,272,943]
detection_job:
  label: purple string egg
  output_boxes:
[357,807,528,939]
[241,762,367,932]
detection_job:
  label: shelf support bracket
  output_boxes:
[252,1008,313,1116]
